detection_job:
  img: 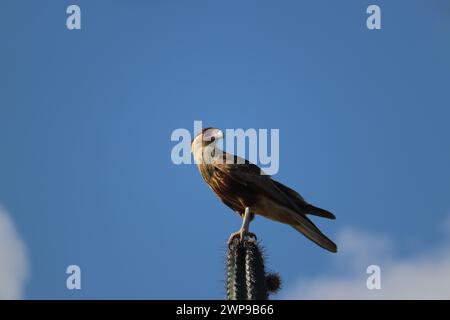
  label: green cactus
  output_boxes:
[244,239,268,300]
[226,238,247,300]
[226,235,280,300]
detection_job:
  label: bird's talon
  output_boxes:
[227,231,257,247]
[246,232,257,241]
[227,231,241,247]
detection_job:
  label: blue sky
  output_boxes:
[1,0,450,299]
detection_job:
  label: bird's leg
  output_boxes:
[228,207,256,245]
[241,207,252,238]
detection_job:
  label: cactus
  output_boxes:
[226,234,280,300]
[226,237,247,300]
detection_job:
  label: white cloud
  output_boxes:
[283,221,450,299]
[0,205,29,299]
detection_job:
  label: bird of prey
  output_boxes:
[191,127,337,253]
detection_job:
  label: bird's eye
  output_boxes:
[210,137,215,142]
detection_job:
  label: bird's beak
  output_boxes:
[216,129,224,141]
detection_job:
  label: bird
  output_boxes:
[191,127,337,253]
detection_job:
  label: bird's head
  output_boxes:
[191,127,224,163]
[191,127,223,148]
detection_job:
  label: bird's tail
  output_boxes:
[305,204,336,220]
[256,195,337,253]
[289,211,337,253]
[291,223,337,253]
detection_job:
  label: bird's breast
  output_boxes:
[197,164,256,214]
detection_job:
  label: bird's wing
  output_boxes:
[213,154,302,213]
[272,180,336,219]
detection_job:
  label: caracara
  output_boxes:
[191,127,337,253]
